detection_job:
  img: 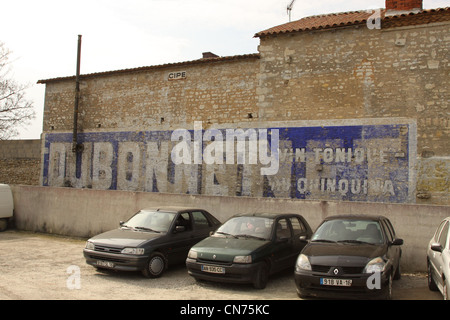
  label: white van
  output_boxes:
[0,184,14,231]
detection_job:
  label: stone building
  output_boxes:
[37,0,449,205]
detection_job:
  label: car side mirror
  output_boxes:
[431,243,443,253]
[119,221,125,226]
[174,225,186,233]
[390,238,403,246]
[299,235,308,242]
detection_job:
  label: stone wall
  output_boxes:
[37,17,449,205]
[0,140,41,185]
[256,21,449,204]
[257,22,448,156]
[41,54,260,132]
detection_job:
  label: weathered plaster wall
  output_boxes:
[41,118,417,204]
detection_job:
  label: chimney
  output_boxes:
[202,52,219,59]
[386,0,423,14]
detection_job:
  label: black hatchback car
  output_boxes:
[83,207,221,278]
[294,215,403,299]
[186,212,313,289]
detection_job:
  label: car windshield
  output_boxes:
[122,210,177,233]
[214,216,273,240]
[312,219,384,245]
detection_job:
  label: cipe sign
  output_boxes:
[168,71,186,81]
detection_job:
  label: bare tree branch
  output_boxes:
[0,42,36,140]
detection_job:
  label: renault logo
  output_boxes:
[213,255,216,260]
[333,268,339,275]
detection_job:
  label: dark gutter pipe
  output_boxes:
[72,34,82,153]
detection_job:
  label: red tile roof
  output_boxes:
[38,7,449,84]
[255,7,450,37]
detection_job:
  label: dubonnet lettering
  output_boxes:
[43,122,411,202]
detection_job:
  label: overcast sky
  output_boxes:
[1,0,447,139]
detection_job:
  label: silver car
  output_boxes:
[427,216,450,300]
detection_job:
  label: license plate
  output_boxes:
[320,278,352,287]
[201,265,225,274]
[96,260,115,268]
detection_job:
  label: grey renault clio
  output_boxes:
[83,207,221,278]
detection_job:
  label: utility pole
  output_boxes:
[72,35,83,153]
[287,0,296,22]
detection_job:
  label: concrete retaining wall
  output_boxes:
[10,185,450,272]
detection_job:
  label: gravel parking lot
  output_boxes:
[0,230,442,300]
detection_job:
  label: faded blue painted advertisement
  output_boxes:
[41,120,416,203]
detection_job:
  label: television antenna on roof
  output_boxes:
[287,0,296,22]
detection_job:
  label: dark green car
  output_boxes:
[186,212,312,289]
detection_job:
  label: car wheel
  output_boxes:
[253,263,269,289]
[427,260,439,291]
[142,252,166,278]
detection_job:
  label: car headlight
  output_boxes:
[233,255,252,264]
[85,241,95,250]
[188,249,198,259]
[296,254,312,271]
[121,247,145,255]
[364,257,386,273]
